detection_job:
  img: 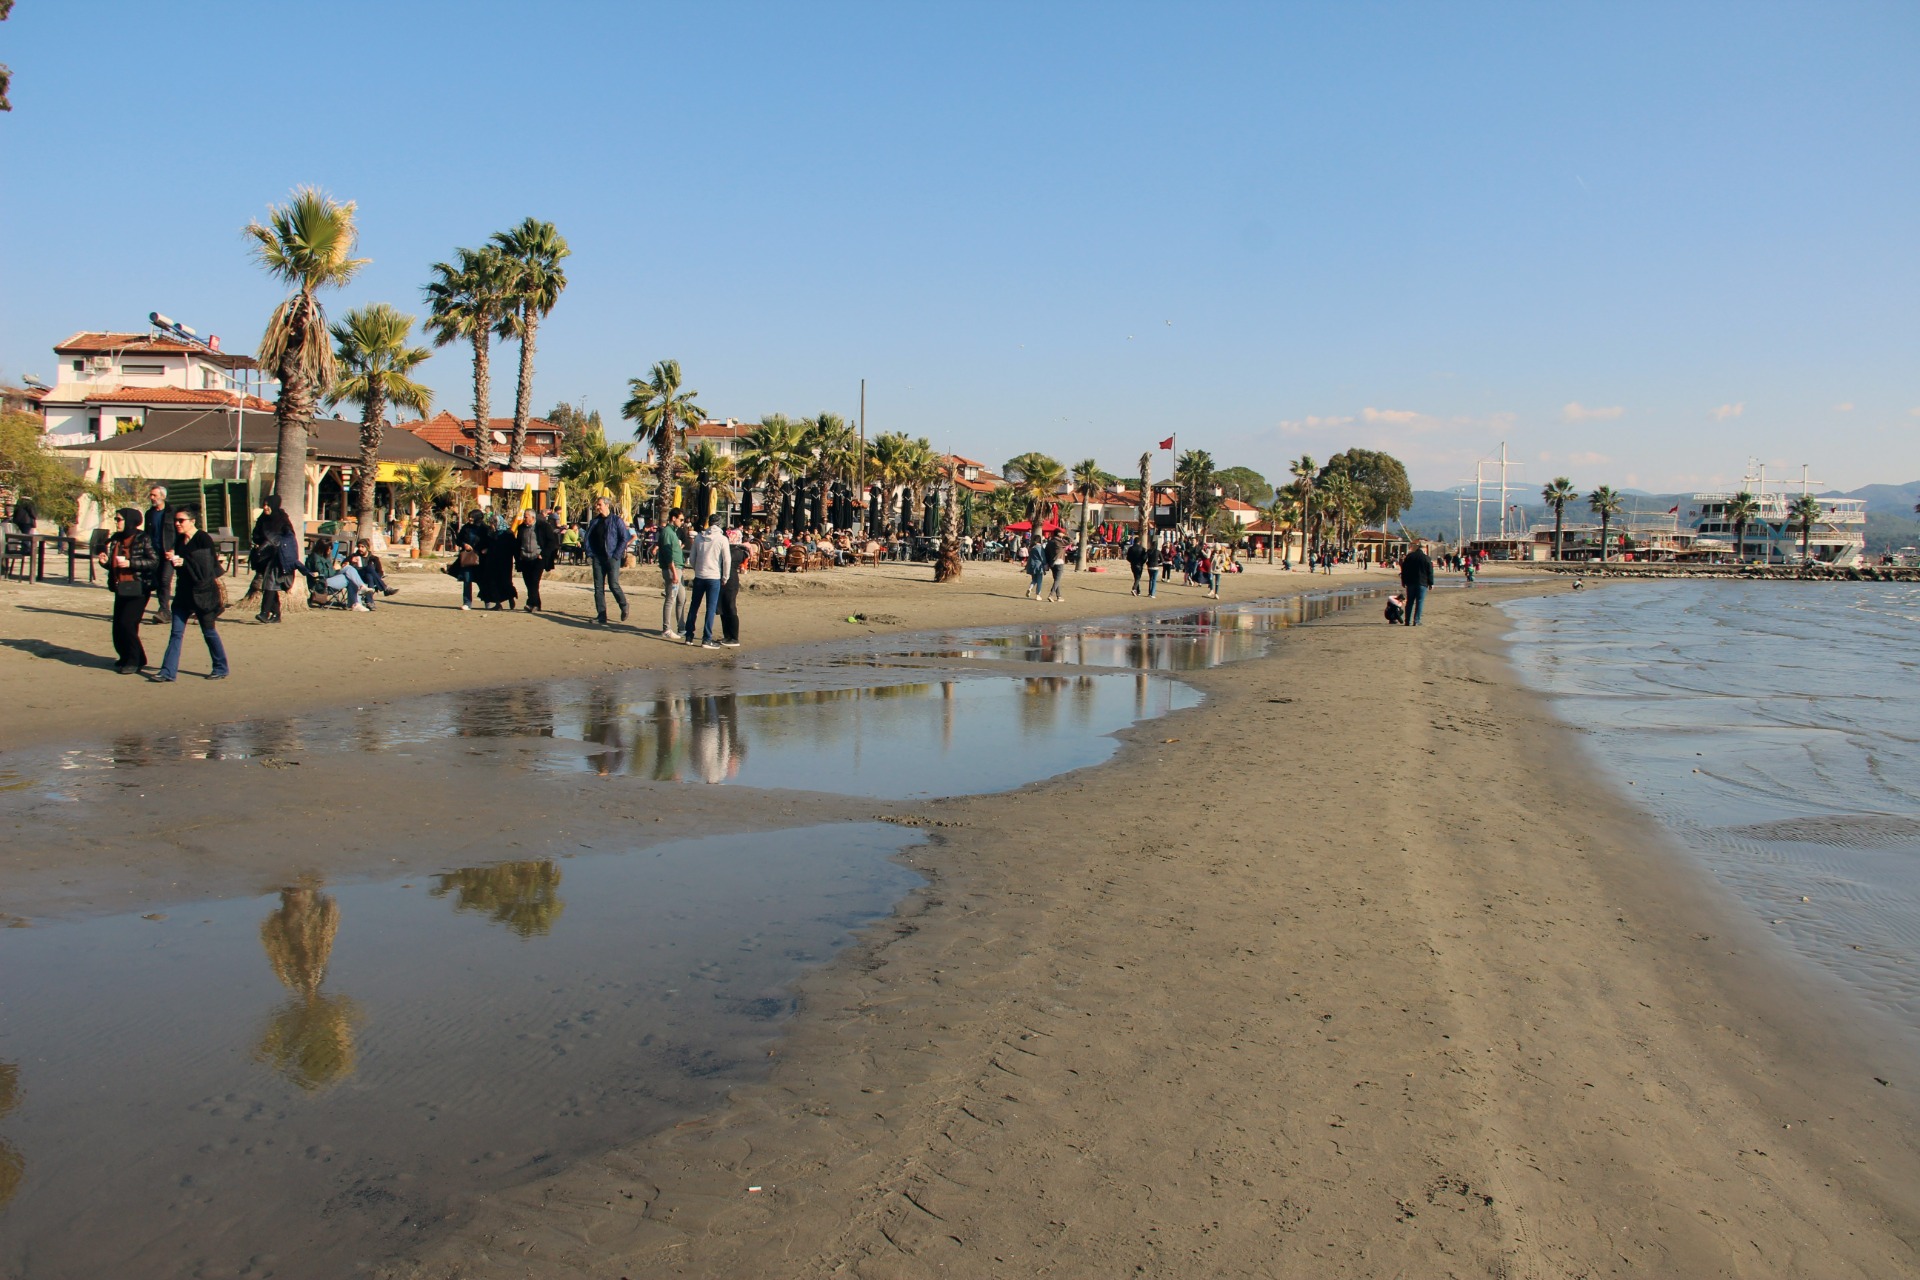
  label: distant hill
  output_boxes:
[1394,481,1920,553]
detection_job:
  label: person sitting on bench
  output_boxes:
[305,539,373,611]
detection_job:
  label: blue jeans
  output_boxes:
[1147,568,1158,596]
[324,567,367,606]
[591,558,627,620]
[1404,584,1427,625]
[159,605,228,679]
[458,567,476,606]
[683,577,721,642]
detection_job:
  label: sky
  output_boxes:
[2,1,1915,494]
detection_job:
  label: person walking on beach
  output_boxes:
[1399,541,1435,626]
[1024,536,1046,600]
[515,509,559,613]
[98,506,156,673]
[249,495,297,623]
[143,484,178,623]
[1126,538,1148,595]
[152,507,230,682]
[682,514,727,647]
[454,510,490,611]
[1045,530,1066,602]
[586,495,631,624]
[658,507,688,638]
[718,526,746,648]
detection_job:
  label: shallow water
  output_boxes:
[0,825,921,1278]
[1502,582,1920,1031]
[0,589,1396,1276]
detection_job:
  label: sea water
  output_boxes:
[1502,581,1920,1032]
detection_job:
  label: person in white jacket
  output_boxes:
[683,515,729,647]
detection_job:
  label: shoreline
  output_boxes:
[387,578,1920,1279]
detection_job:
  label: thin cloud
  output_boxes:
[1833,401,1854,412]
[1275,413,1355,436]
[1560,402,1624,423]
[1710,402,1745,421]
[1569,451,1609,466]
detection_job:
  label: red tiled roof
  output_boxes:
[1221,497,1258,512]
[686,420,753,440]
[79,386,274,410]
[397,411,566,458]
[54,331,257,370]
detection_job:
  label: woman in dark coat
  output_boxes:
[477,521,519,610]
[152,507,229,682]
[96,506,157,673]
[454,510,491,610]
[250,495,297,623]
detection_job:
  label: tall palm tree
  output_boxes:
[1725,490,1761,563]
[903,436,942,536]
[800,413,858,530]
[1319,473,1357,552]
[326,304,432,541]
[1136,451,1152,548]
[1587,485,1624,563]
[735,416,804,526]
[491,218,570,473]
[1290,456,1317,563]
[1788,493,1823,564]
[1005,451,1065,524]
[867,432,914,533]
[1070,458,1115,569]
[984,485,1024,537]
[935,456,965,582]
[1541,476,1578,560]
[622,360,705,528]
[1264,490,1299,564]
[246,187,368,531]
[1175,449,1216,527]
[424,244,515,472]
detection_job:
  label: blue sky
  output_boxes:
[2,1,1914,492]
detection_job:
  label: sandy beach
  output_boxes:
[5,568,1919,1277]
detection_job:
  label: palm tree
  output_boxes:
[393,461,461,552]
[491,218,570,473]
[245,187,368,531]
[1175,449,1216,527]
[800,413,858,530]
[1319,473,1357,552]
[1587,485,1624,563]
[1264,490,1299,564]
[1136,451,1152,548]
[325,304,432,541]
[1725,490,1760,563]
[935,456,965,582]
[1290,456,1317,563]
[1541,476,1578,560]
[622,360,705,528]
[556,424,640,504]
[903,436,942,536]
[735,416,804,526]
[424,244,515,471]
[1070,458,1115,569]
[867,432,914,533]
[682,441,736,521]
[984,486,1024,538]
[1788,493,1823,564]
[1005,451,1065,524]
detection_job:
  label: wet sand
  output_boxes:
[382,580,1920,1279]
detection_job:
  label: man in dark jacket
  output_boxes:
[1125,539,1148,596]
[1399,543,1436,626]
[152,507,229,681]
[143,484,178,622]
[586,495,632,624]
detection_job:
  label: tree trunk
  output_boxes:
[653,424,675,529]
[470,332,494,471]
[508,313,535,473]
[1136,452,1151,550]
[1553,508,1564,559]
[934,469,964,582]
[354,387,386,543]
[272,295,317,534]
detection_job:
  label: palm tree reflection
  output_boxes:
[430,860,565,937]
[0,1059,20,1207]
[254,880,362,1093]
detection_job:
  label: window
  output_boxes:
[73,359,84,371]
[114,416,140,435]
[203,370,220,389]
[124,363,165,375]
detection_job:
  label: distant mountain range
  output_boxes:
[1396,481,1920,552]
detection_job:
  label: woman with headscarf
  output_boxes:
[477,518,519,611]
[96,507,157,673]
[453,510,490,610]
[250,495,297,623]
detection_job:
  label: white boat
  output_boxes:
[1685,467,1864,566]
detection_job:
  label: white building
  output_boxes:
[39,329,267,445]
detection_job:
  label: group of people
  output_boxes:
[97,484,229,682]
[450,508,561,612]
[1119,536,1239,599]
[579,500,746,647]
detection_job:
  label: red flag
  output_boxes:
[1667,505,1679,514]
[1158,436,1175,450]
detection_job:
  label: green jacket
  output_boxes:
[659,523,686,570]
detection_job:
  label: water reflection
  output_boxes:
[430,860,566,937]
[254,880,361,1093]
[0,1060,20,1208]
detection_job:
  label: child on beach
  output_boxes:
[1385,594,1406,624]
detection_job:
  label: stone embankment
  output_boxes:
[1539,562,1920,582]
